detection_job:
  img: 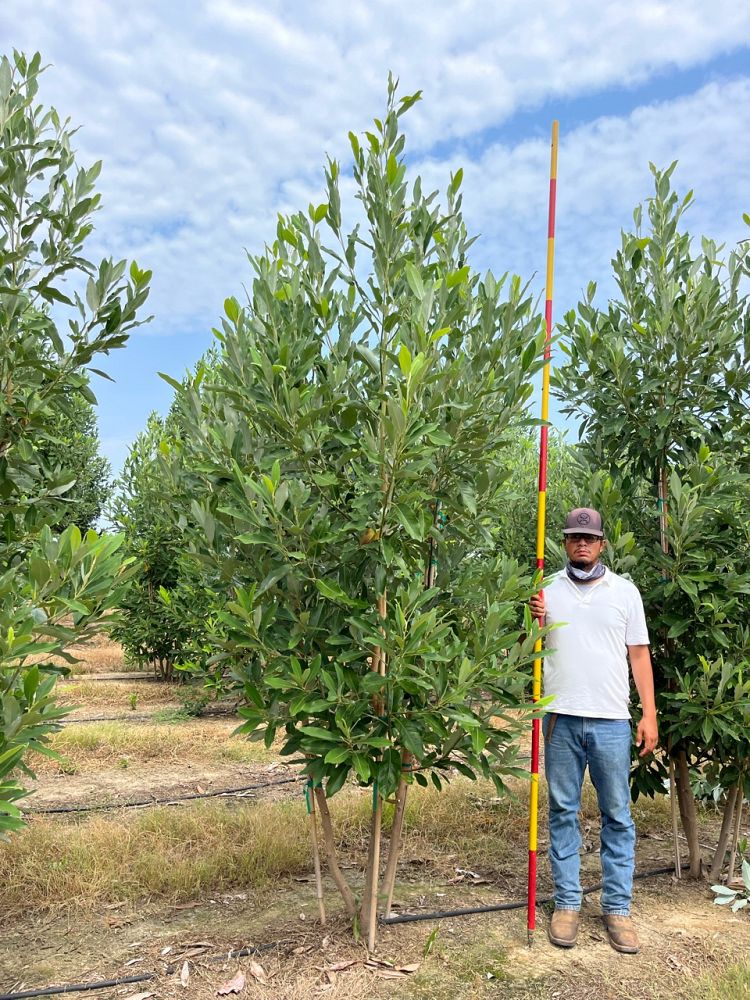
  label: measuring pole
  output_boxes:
[527,119,559,946]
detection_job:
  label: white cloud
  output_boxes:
[1,0,749,471]
[447,78,750,311]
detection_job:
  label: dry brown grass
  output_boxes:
[0,779,680,916]
[29,629,133,675]
[58,678,182,710]
[2,776,748,1000]
[0,799,311,913]
[35,719,275,774]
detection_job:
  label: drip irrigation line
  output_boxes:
[0,942,284,1000]
[60,714,154,725]
[381,863,677,924]
[0,974,156,999]
[59,709,237,726]
[25,776,304,815]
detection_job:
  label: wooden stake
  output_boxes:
[313,787,357,917]
[366,789,383,952]
[307,785,326,925]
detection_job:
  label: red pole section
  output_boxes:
[527,120,559,947]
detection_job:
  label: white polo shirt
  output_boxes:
[542,567,650,720]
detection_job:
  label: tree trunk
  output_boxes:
[382,770,410,918]
[728,782,745,884]
[668,756,682,878]
[674,749,702,877]
[313,788,356,917]
[710,784,739,882]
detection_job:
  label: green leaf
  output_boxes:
[405,261,424,299]
[300,726,339,742]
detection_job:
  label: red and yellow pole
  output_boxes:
[528,119,559,946]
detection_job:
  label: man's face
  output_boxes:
[564,532,605,570]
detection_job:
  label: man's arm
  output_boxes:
[628,644,658,757]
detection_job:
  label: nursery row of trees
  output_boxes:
[3,51,749,941]
[111,82,750,929]
[0,51,151,833]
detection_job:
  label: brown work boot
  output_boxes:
[602,914,639,954]
[548,909,579,948]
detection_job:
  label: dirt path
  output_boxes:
[20,759,303,812]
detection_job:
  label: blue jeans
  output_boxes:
[543,713,635,916]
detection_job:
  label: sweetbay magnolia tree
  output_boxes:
[556,165,750,880]
[0,52,151,833]
[161,79,547,944]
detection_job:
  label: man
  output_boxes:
[529,507,658,955]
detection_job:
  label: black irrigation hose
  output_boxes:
[59,715,154,725]
[25,776,304,815]
[59,709,237,725]
[0,974,156,999]
[0,943,283,1000]
[380,863,677,924]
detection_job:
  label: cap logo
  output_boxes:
[577,511,591,525]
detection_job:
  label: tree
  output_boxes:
[162,78,547,945]
[110,411,214,679]
[493,429,581,565]
[555,163,750,877]
[0,50,151,833]
[42,390,111,532]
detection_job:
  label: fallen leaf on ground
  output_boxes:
[180,961,190,987]
[179,945,212,960]
[248,960,268,986]
[217,970,246,995]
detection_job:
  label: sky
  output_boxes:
[2,1,750,477]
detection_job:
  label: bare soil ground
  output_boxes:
[3,874,749,999]
[3,636,749,999]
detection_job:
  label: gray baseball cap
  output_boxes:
[563,508,604,536]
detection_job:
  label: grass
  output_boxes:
[0,779,677,915]
[58,678,181,709]
[0,782,522,913]
[0,799,311,912]
[35,719,275,773]
[686,963,750,999]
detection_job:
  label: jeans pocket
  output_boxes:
[542,712,558,743]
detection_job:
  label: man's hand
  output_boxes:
[529,590,546,623]
[636,715,658,757]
